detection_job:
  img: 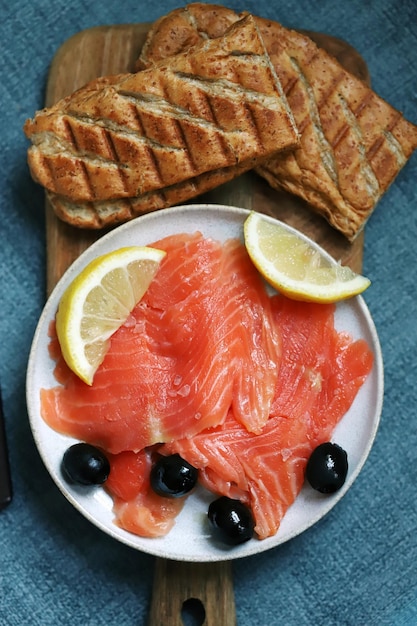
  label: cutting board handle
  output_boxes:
[148,559,236,626]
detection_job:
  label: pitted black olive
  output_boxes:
[208,496,255,545]
[150,454,198,497]
[62,443,110,485]
[306,442,348,494]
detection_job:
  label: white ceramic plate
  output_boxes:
[26,204,384,562]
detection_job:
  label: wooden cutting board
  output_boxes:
[42,22,370,625]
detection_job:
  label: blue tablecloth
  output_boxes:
[1,1,416,624]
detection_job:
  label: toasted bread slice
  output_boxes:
[254,19,417,240]
[47,158,260,228]
[24,16,298,226]
[137,4,417,240]
[136,3,241,71]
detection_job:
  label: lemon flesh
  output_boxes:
[243,211,370,303]
[56,246,166,385]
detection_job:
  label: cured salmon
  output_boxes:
[40,233,373,540]
[162,297,373,539]
[41,233,280,453]
[104,448,184,537]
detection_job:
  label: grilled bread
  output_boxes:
[137,4,417,240]
[47,160,258,228]
[24,16,299,228]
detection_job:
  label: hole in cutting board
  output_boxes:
[181,597,206,626]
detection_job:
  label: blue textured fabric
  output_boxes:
[1,1,416,624]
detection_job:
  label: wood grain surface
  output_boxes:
[41,22,370,626]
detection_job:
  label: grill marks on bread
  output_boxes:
[47,160,258,228]
[259,42,417,237]
[255,16,417,238]
[24,16,299,223]
[137,4,417,240]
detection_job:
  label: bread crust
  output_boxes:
[47,158,263,228]
[24,16,299,226]
[137,3,417,240]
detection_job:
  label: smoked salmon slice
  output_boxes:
[41,233,280,454]
[104,448,184,538]
[163,296,373,539]
[40,234,373,541]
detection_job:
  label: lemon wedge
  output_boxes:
[56,246,166,385]
[243,211,370,303]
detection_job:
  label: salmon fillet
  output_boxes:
[163,296,373,539]
[41,233,281,453]
[41,235,373,540]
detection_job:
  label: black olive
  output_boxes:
[208,496,255,545]
[306,442,348,494]
[150,454,198,497]
[62,443,110,486]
